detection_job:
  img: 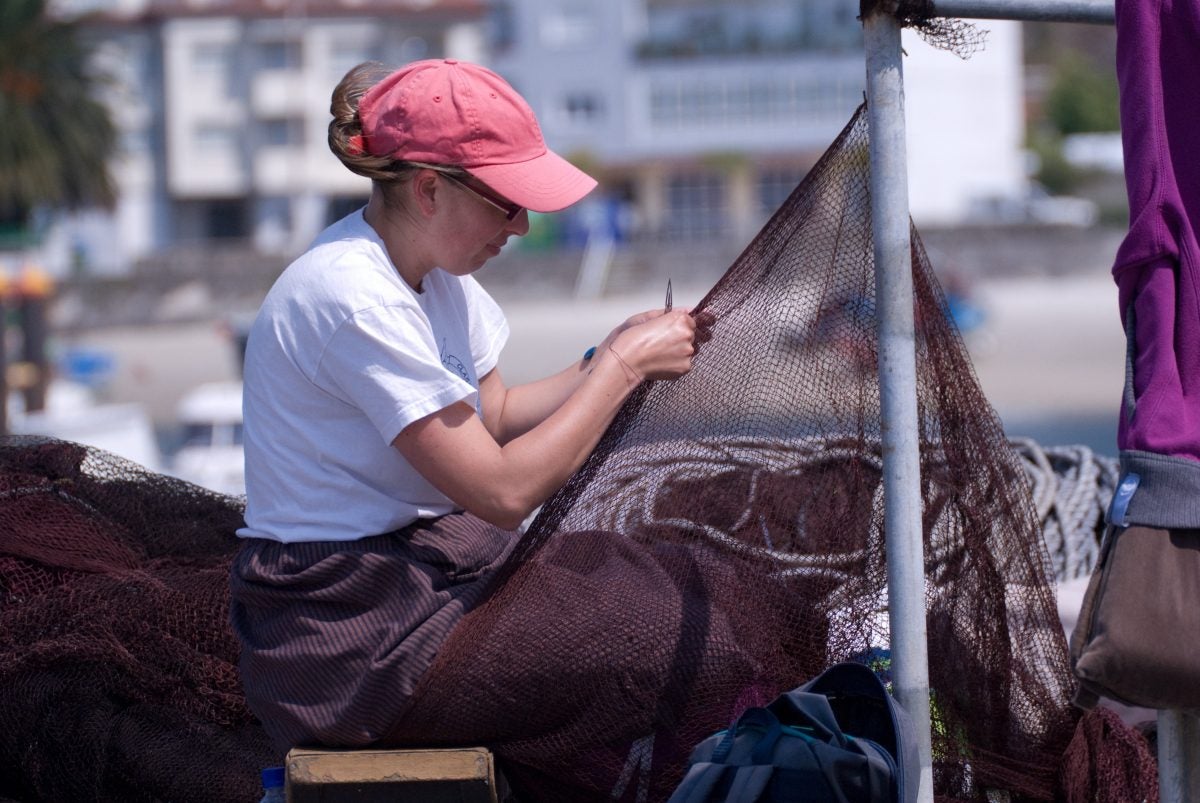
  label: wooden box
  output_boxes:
[286,746,500,803]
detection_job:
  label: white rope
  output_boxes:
[565,433,1113,587]
[1008,436,1118,582]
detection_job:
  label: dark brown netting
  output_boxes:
[394,105,1090,802]
[861,0,989,60]
[0,105,1156,802]
[0,437,274,801]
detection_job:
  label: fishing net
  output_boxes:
[0,438,273,801]
[0,105,1154,802]
[862,0,990,59]
[385,105,1109,801]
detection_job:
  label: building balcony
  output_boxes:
[634,29,861,61]
[252,146,371,196]
[168,149,247,198]
[251,70,309,118]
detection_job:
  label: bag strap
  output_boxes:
[852,738,898,802]
[712,707,783,765]
[768,690,845,744]
[665,762,776,803]
[726,764,775,801]
[707,708,782,764]
[668,708,784,803]
[665,762,729,803]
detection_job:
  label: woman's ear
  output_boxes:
[410,169,441,219]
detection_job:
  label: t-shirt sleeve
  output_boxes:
[313,304,478,444]
[462,277,510,377]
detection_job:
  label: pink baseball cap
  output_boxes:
[358,59,597,213]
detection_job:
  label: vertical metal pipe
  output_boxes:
[863,8,934,802]
[1159,710,1200,802]
[0,279,7,436]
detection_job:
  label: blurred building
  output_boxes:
[44,0,1025,276]
[48,0,488,275]
[491,0,1026,245]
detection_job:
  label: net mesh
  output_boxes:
[862,0,990,59]
[0,438,273,801]
[0,106,1156,802]
[389,106,1087,801]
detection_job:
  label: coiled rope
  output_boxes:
[561,434,1115,587]
[1008,436,1119,583]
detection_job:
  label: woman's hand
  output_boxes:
[600,307,716,359]
[597,308,664,354]
[606,308,699,381]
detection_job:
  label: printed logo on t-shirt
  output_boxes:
[439,337,470,382]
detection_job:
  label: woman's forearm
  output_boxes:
[398,351,638,529]
[489,356,594,444]
[398,309,697,529]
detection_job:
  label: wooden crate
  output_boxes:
[286,746,500,803]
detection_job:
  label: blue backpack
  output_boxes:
[668,662,919,803]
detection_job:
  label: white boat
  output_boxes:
[170,380,245,496]
[8,380,165,473]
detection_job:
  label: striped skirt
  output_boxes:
[232,515,777,800]
[229,512,517,753]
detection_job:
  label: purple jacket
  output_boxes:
[1110,0,1200,527]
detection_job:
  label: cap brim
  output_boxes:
[467,149,597,214]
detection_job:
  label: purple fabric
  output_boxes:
[1113,0,1200,460]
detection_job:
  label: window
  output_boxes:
[330,37,373,81]
[327,195,369,225]
[205,199,249,239]
[564,92,603,123]
[650,76,860,128]
[120,129,150,156]
[490,2,516,52]
[398,36,428,63]
[539,6,597,50]
[758,167,807,216]
[194,124,236,153]
[259,118,304,147]
[258,38,301,71]
[664,172,729,242]
[192,41,232,75]
[181,423,215,448]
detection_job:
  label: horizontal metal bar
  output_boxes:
[927,0,1114,23]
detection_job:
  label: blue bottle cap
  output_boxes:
[261,766,286,788]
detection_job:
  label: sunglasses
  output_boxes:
[443,173,524,221]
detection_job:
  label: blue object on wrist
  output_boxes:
[1106,472,1140,526]
[583,346,597,361]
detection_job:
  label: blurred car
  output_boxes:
[170,380,245,496]
[8,379,164,473]
[966,184,1098,227]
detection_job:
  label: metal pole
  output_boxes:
[1159,710,1200,803]
[863,8,934,802]
[928,0,1114,23]
[894,0,1200,798]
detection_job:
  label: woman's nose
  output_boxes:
[506,209,531,236]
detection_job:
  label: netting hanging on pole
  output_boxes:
[386,106,1089,801]
[0,105,1155,803]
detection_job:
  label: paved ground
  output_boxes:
[62,269,1127,439]
[496,271,1127,424]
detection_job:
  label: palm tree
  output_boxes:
[0,0,116,243]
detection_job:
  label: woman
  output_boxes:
[230,59,702,761]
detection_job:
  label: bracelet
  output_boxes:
[608,346,642,386]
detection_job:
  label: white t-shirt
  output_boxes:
[238,209,509,543]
